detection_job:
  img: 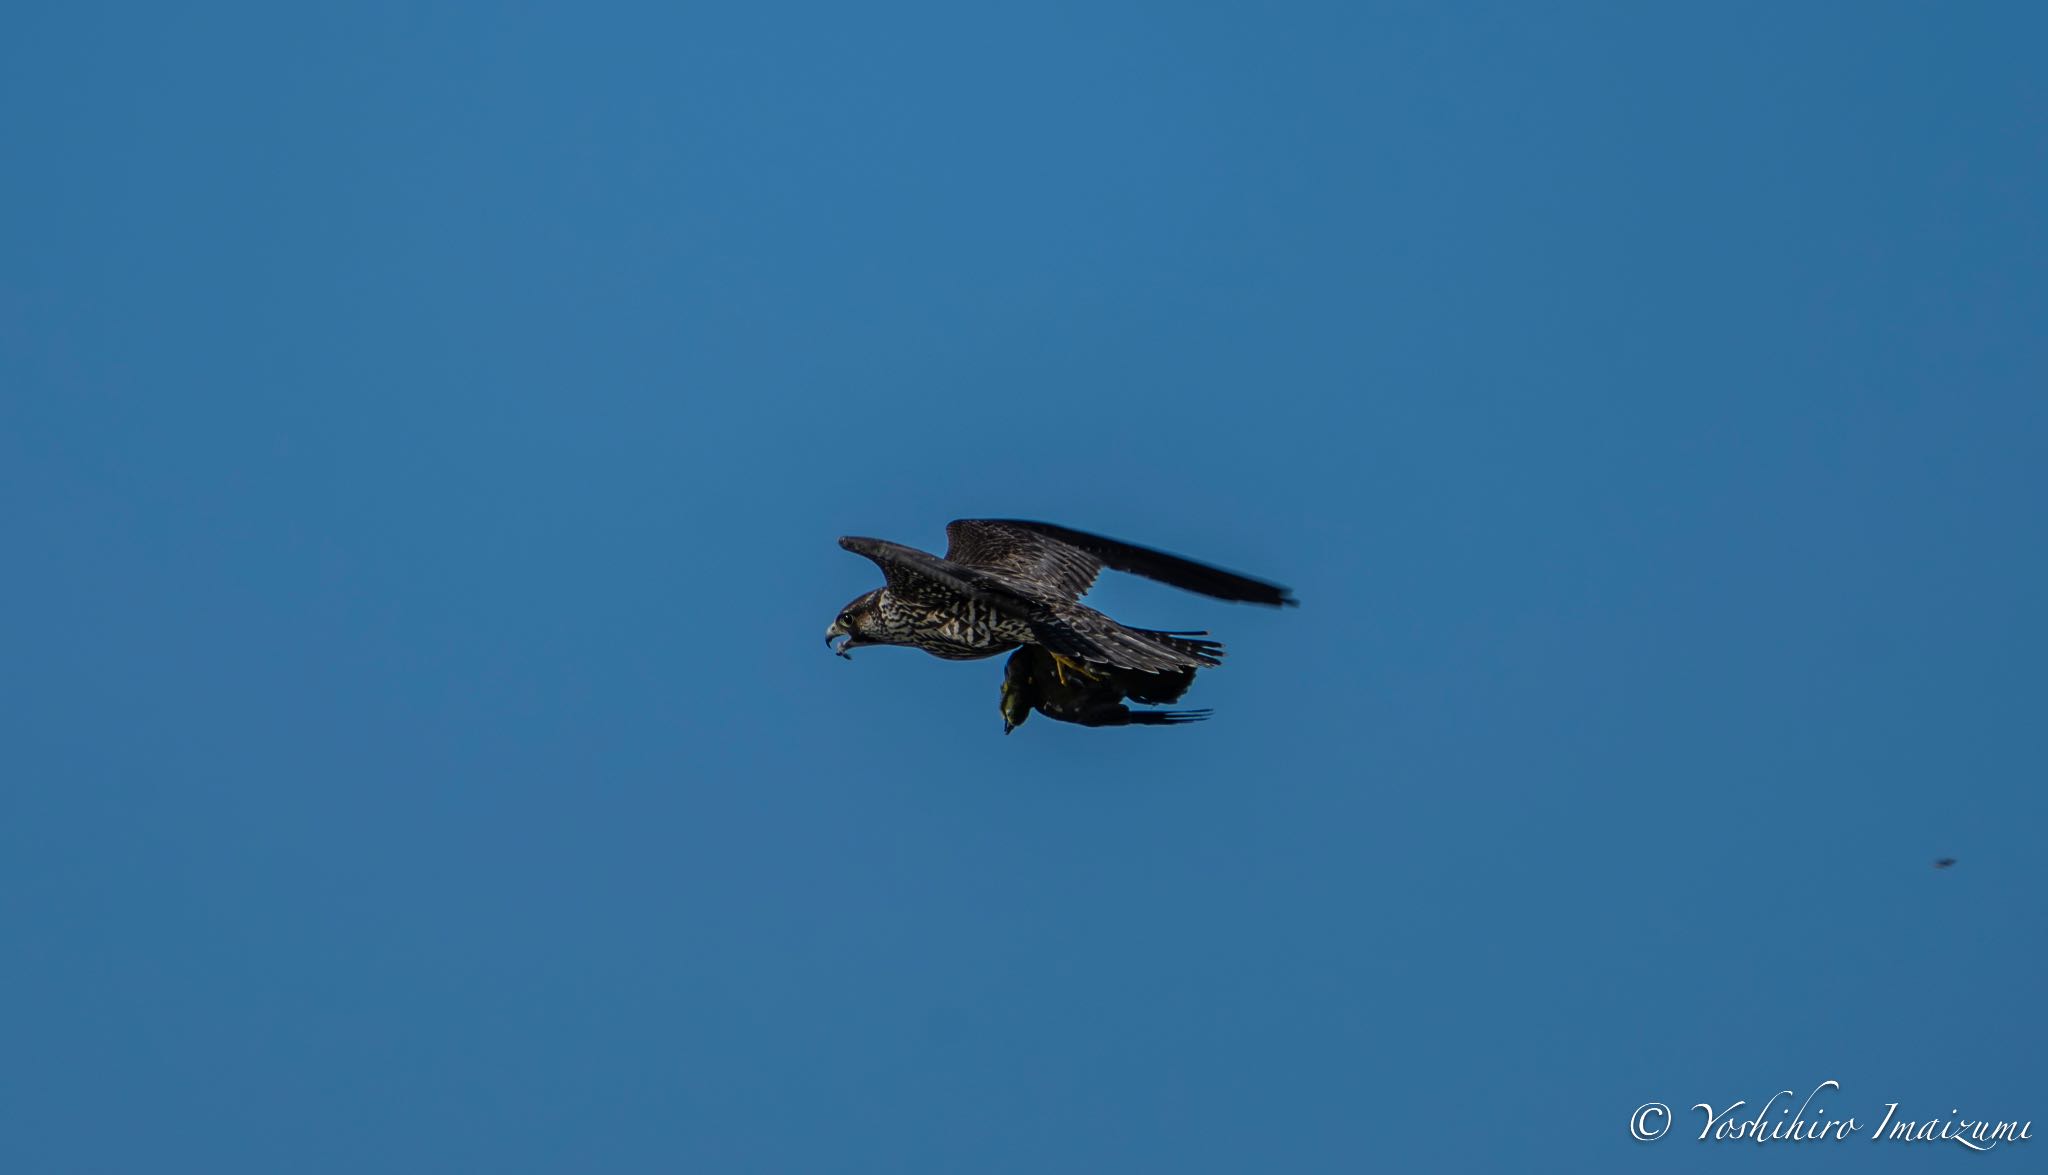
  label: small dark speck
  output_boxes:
[1934,857,1957,869]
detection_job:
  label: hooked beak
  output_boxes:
[825,621,855,659]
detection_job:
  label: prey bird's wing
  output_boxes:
[944,519,1297,606]
[1044,704,1213,728]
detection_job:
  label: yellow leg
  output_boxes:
[1050,653,1100,685]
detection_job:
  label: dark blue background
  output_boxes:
[6,3,2043,1170]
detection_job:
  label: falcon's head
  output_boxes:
[825,590,885,658]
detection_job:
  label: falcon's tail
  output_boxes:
[1126,628,1225,669]
[1030,612,1225,673]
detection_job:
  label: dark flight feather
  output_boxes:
[946,519,1297,607]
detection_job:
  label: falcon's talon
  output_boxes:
[1049,653,1101,686]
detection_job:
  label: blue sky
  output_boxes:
[4,3,2043,1170]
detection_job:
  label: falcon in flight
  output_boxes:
[826,519,1295,729]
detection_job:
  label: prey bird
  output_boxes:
[998,645,1210,733]
[825,519,1294,729]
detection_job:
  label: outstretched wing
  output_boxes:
[943,519,1297,606]
[836,536,1037,615]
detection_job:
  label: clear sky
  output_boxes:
[5,3,2043,1171]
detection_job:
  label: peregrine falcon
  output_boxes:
[825,519,1294,728]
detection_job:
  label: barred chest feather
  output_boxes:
[877,592,1033,660]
